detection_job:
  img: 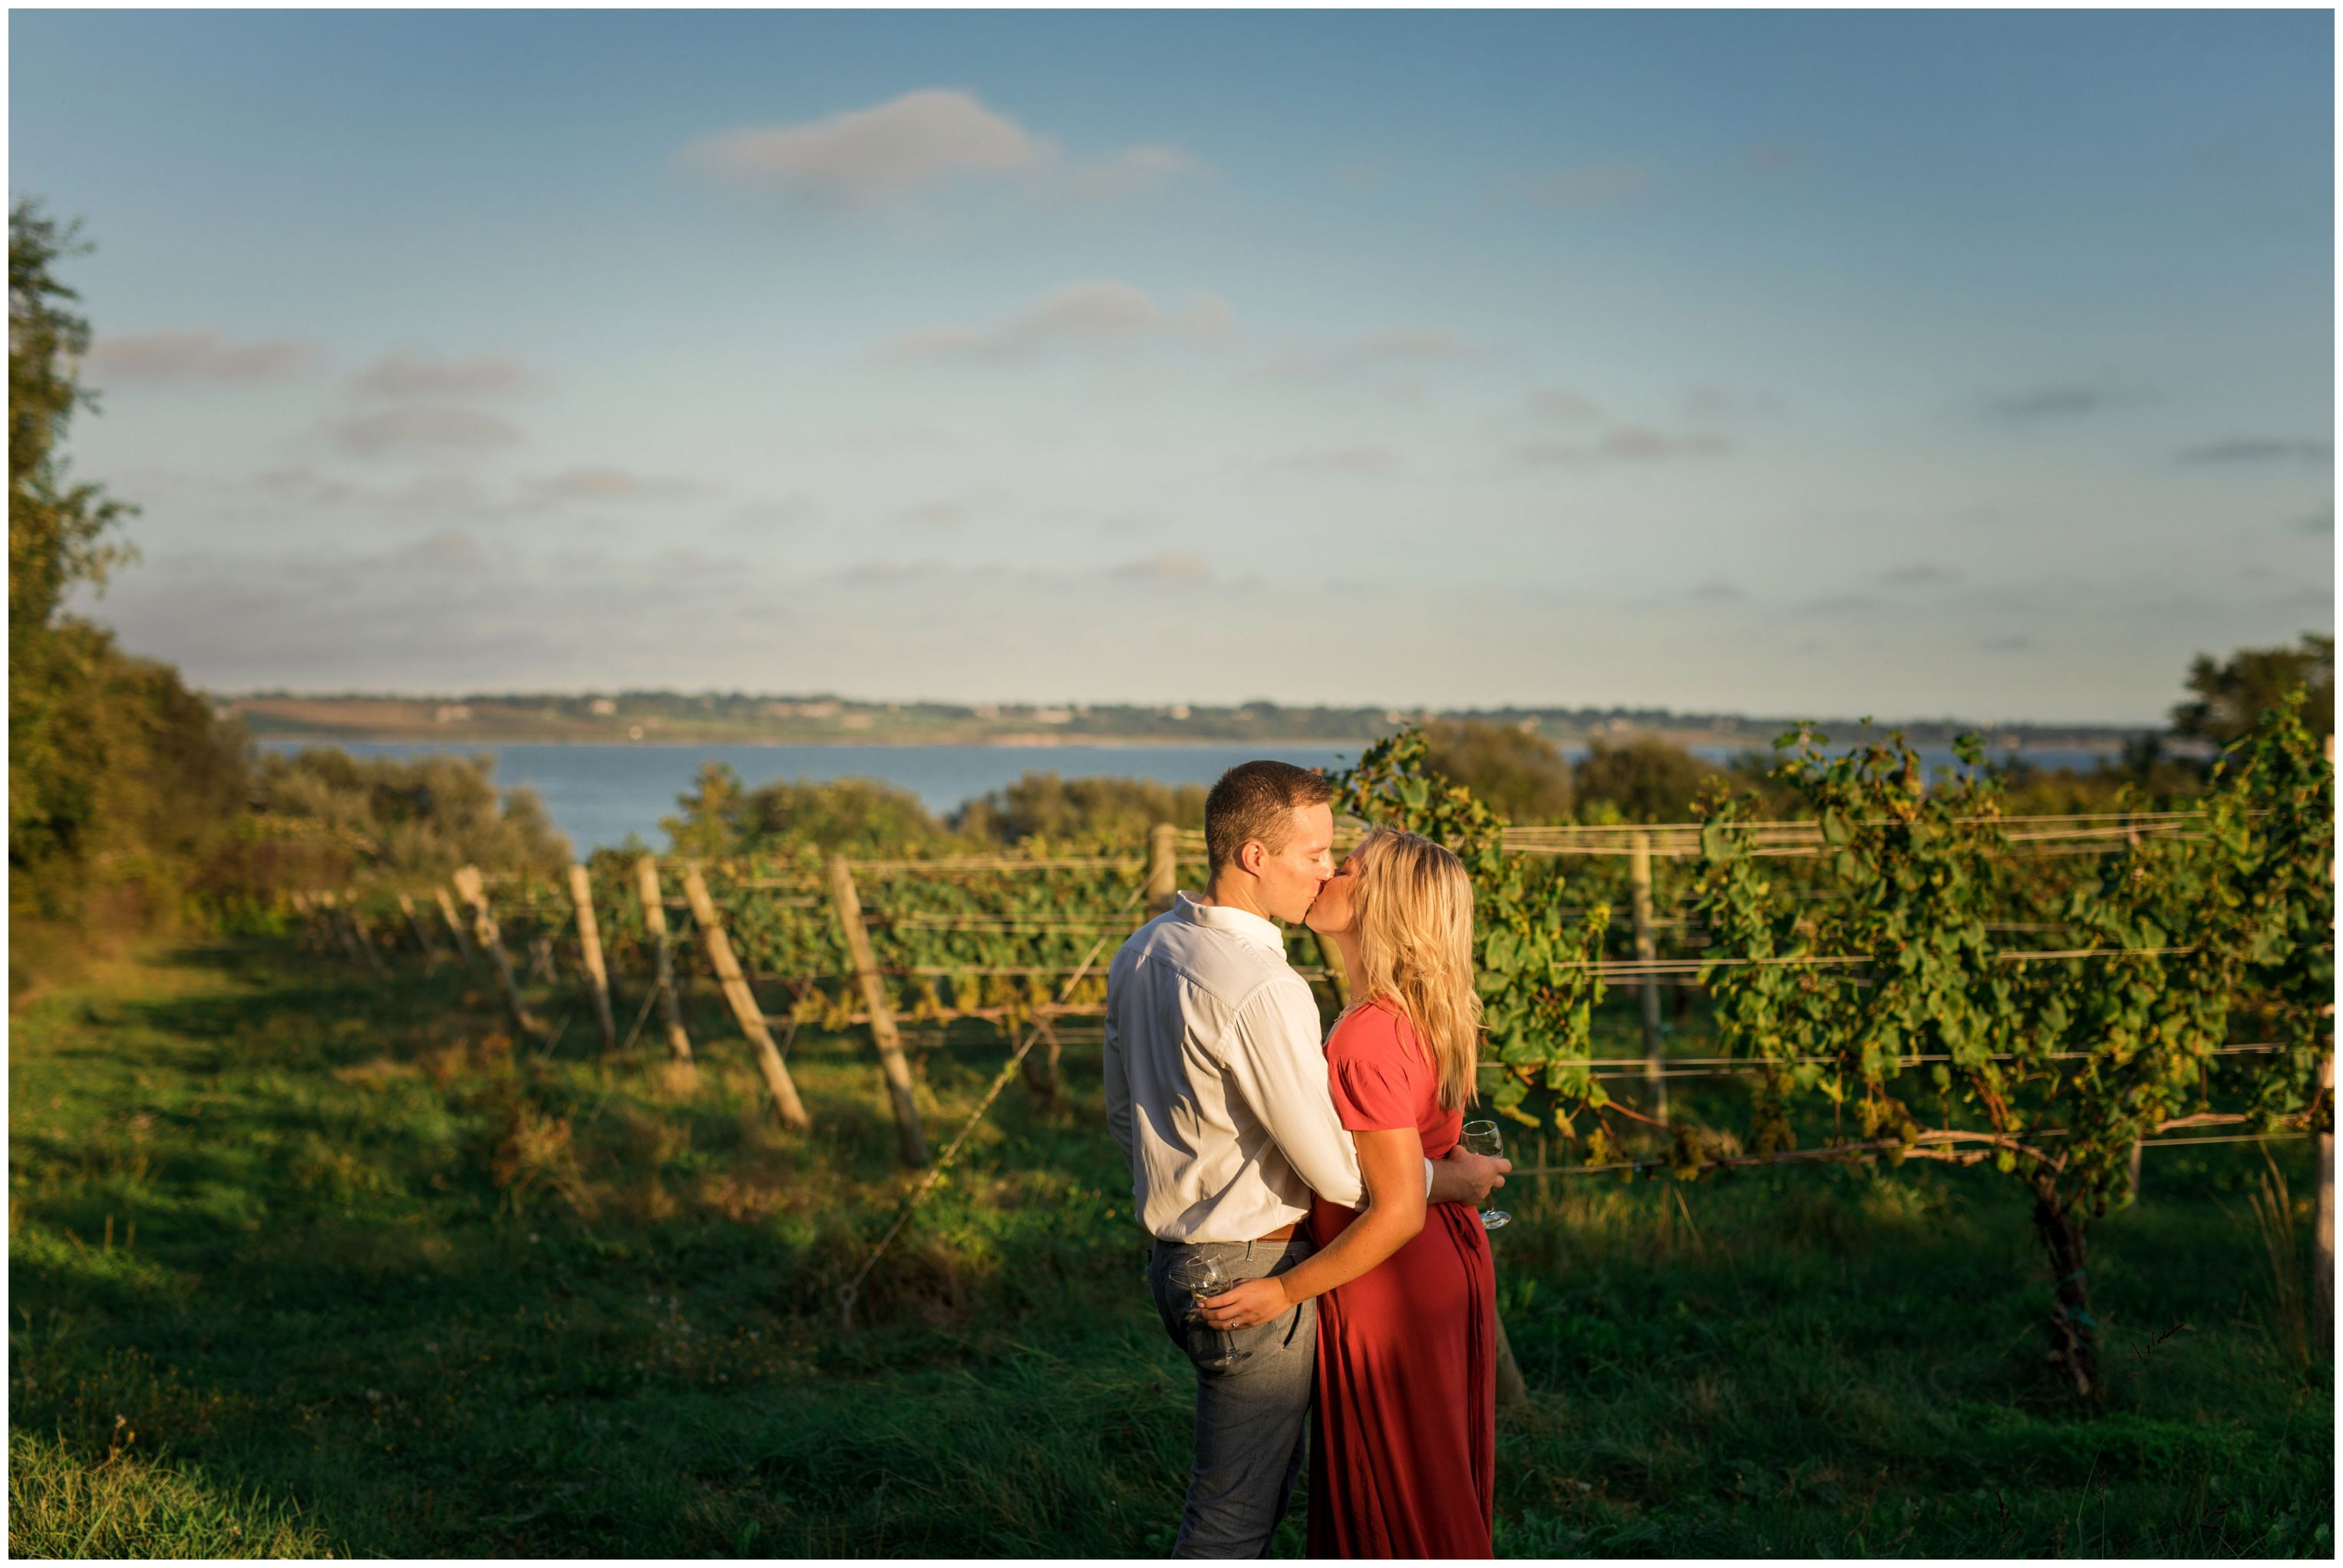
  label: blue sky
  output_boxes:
[11,8,2331,723]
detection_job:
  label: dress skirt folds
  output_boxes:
[1305,999,1497,1558]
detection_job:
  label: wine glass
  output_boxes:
[1170,1253,1252,1370]
[1460,1120,1511,1230]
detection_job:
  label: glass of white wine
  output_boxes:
[1170,1253,1252,1370]
[1460,1120,1510,1230]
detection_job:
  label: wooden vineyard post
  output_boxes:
[451,866,546,1038]
[826,854,931,1167]
[567,864,619,1052]
[2316,1052,2334,1326]
[398,892,447,972]
[434,886,481,975]
[1493,1312,1530,1411]
[318,890,367,967]
[1629,831,1666,1121]
[342,889,387,975]
[632,857,696,1076]
[2320,733,2336,1327]
[678,863,810,1130]
[1146,821,1180,919]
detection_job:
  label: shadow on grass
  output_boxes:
[8,940,2334,1556]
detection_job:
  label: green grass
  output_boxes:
[8,942,2331,1556]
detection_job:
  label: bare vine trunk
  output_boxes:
[2031,1187,2098,1398]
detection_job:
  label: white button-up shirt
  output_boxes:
[1104,893,1390,1243]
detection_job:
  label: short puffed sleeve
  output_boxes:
[1325,1004,1420,1132]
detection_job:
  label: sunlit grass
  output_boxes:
[8,941,2331,1556]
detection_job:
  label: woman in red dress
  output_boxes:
[1196,827,1497,1556]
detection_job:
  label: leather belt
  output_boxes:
[1254,1223,1296,1243]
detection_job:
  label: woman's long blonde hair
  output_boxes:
[1347,825,1483,1111]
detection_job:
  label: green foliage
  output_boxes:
[2171,632,2332,746]
[1420,719,1574,823]
[1329,728,1611,1127]
[660,763,949,858]
[1572,733,1729,822]
[949,771,1208,843]
[1684,699,2331,1383]
[8,200,253,985]
[238,748,570,892]
[8,942,2328,1556]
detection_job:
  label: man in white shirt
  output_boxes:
[1104,760,1507,1557]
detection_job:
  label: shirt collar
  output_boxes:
[1173,891,1287,955]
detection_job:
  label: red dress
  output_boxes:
[1306,997,1497,1558]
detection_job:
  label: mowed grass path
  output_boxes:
[8,941,2332,1556]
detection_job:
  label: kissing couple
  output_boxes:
[1104,761,1511,1558]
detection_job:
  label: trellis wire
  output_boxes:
[837,936,1110,1330]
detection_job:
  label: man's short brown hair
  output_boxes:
[1205,761,1335,875]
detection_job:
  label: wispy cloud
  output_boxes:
[1978,378,2148,423]
[1513,427,1730,464]
[1110,551,1214,585]
[82,329,315,387]
[681,88,1199,211]
[1689,578,1744,602]
[1259,444,1400,478]
[1526,388,1604,422]
[1516,160,1648,206]
[899,500,969,527]
[2299,509,2335,536]
[1061,145,1200,203]
[324,405,525,459]
[520,466,700,505]
[349,352,536,400]
[880,281,1233,361]
[1259,330,1475,383]
[682,88,1045,205]
[1879,563,1959,587]
[2175,437,2332,465]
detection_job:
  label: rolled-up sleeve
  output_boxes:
[1221,976,1365,1209]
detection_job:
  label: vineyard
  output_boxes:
[283,698,2336,1397]
[10,701,2332,1556]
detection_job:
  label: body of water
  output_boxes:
[254,738,2127,853]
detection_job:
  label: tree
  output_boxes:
[8,200,250,981]
[661,764,945,858]
[1418,718,1573,823]
[949,772,1207,844]
[2171,632,2333,746]
[1572,734,1726,821]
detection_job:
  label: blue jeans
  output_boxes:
[1146,1232,1319,1558]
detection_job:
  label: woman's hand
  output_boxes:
[1196,1275,1294,1332]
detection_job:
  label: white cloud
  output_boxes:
[881,282,1234,361]
[349,352,536,400]
[681,88,1200,212]
[81,330,315,387]
[681,88,1048,205]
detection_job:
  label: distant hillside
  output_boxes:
[219,691,2160,754]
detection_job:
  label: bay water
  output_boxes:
[254,738,2123,854]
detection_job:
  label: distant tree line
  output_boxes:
[654,636,2331,860]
